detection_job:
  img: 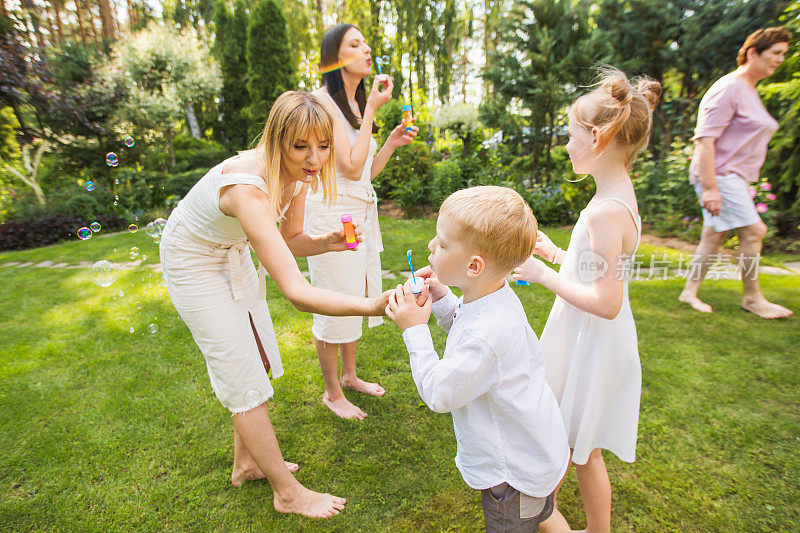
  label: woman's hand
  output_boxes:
[387,119,419,148]
[533,230,559,263]
[413,265,448,302]
[513,255,552,285]
[326,221,363,252]
[366,76,393,111]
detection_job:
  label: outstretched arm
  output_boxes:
[514,203,632,320]
[222,184,388,316]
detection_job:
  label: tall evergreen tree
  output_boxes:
[246,0,295,139]
[213,0,249,148]
[483,0,610,180]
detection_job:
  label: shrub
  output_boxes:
[430,159,463,207]
[518,184,573,227]
[63,193,101,220]
[373,142,434,213]
[0,213,127,251]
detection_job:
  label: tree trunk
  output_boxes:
[98,0,116,40]
[187,106,201,139]
[166,127,175,167]
[50,0,65,41]
[74,0,87,45]
[20,0,46,50]
[86,1,101,42]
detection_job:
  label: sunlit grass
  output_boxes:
[0,218,798,531]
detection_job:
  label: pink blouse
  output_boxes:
[690,73,778,184]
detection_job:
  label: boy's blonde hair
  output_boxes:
[440,186,538,274]
[243,91,337,220]
[571,67,662,168]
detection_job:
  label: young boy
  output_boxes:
[386,186,570,532]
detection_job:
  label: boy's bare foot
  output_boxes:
[322,392,367,420]
[231,460,299,487]
[742,297,793,319]
[340,376,385,397]
[274,485,346,518]
[679,292,712,313]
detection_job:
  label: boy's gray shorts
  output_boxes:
[481,483,555,532]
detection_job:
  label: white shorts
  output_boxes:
[694,174,762,233]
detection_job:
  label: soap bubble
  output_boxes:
[128,224,138,233]
[154,218,167,230]
[114,178,119,185]
[123,135,135,148]
[129,326,135,334]
[90,260,119,287]
[105,152,118,166]
[136,301,142,309]
[90,222,101,232]
[77,227,92,240]
[152,235,161,244]
[129,246,140,259]
[148,323,158,334]
[118,290,125,298]
[144,221,159,238]
[140,254,147,261]
[84,181,95,192]
[381,54,389,63]
[244,389,262,409]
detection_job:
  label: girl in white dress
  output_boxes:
[513,70,661,533]
[305,23,419,420]
[159,92,388,519]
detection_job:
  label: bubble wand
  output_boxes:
[406,249,424,296]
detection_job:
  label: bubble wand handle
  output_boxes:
[407,249,416,283]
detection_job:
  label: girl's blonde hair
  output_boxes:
[571,68,662,168]
[244,91,337,220]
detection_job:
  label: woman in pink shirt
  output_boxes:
[679,27,793,319]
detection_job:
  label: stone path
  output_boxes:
[1,261,797,282]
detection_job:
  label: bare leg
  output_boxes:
[738,222,793,318]
[679,226,728,313]
[574,449,611,533]
[340,340,385,397]
[232,404,346,518]
[231,423,298,487]
[539,450,573,533]
[316,339,367,420]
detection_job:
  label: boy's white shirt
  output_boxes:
[401,281,570,497]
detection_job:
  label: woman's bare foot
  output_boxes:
[322,392,367,420]
[340,376,385,397]
[231,460,299,487]
[679,292,712,313]
[742,297,793,319]
[274,484,346,518]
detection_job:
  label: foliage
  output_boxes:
[0,212,126,251]
[761,0,800,228]
[245,0,295,139]
[430,102,481,158]
[213,0,249,149]
[374,142,435,214]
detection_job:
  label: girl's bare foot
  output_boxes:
[742,297,793,319]
[679,292,712,313]
[322,392,367,420]
[274,484,346,518]
[231,460,299,487]
[340,376,385,397]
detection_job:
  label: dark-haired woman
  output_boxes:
[304,23,419,420]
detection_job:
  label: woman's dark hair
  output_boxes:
[320,23,378,133]
[737,26,792,66]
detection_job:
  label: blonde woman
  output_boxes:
[159,91,388,518]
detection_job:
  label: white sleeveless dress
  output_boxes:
[159,161,303,414]
[540,198,642,465]
[304,88,383,343]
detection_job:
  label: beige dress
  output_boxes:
[159,162,302,414]
[304,88,384,343]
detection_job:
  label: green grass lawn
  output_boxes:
[1,218,798,531]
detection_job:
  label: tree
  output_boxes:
[245,0,295,139]
[431,102,481,157]
[213,0,249,148]
[108,22,221,166]
[761,0,800,224]
[483,0,610,180]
